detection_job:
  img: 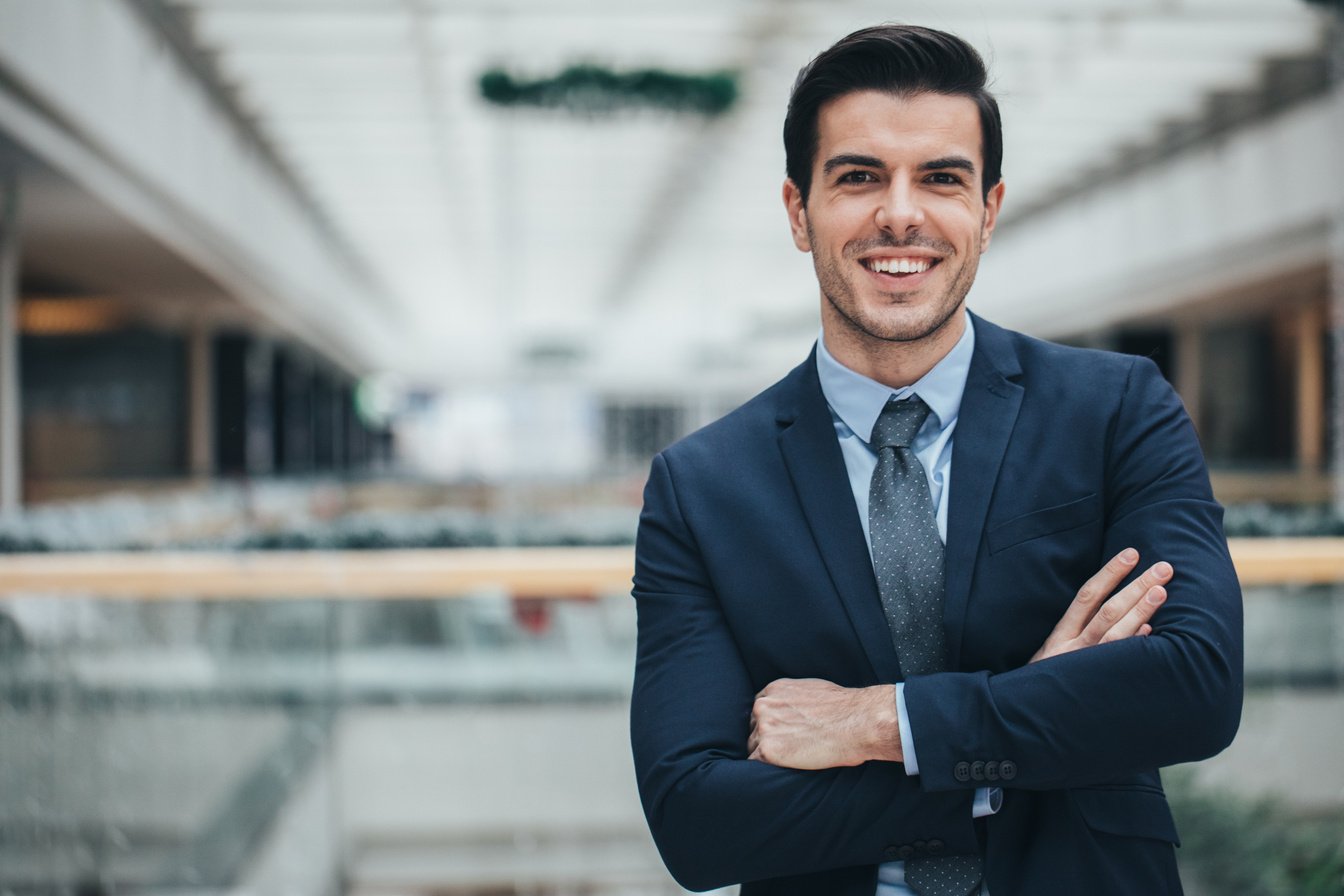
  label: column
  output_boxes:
[186,321,214,478]
[1174,322,1203,437]
[1332,18,1344,513]
[1294,303,1325,475]
[1332,232,1344,514]
[0,170,19,511]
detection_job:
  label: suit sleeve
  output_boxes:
[903,357,1243,792]
[630,452,979,890]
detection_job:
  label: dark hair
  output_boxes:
[784,24,1002,202]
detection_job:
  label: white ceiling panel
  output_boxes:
[166,0,1332,385]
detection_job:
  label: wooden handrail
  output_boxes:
[0,539,1338,599]
[1223,537,1344,587]
[0,547,634,599]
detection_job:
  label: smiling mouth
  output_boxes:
[863,257,941,276]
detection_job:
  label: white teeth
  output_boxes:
[868,257,932,274]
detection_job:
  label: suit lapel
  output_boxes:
[776,352,899,684]
[945,315,1024,668]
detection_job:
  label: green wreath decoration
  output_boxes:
[479,64,739,117]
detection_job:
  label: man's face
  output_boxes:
[783,90,1004,348]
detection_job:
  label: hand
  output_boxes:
[1030,548,1171,664]
[748,678,901,769]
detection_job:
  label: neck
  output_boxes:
[821,308,967,389]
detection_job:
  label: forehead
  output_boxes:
[814,90,983,168]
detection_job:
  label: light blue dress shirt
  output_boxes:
[815,314,996,896]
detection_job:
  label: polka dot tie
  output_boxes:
[869,396,983,896]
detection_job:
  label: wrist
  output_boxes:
[858,684,902,762]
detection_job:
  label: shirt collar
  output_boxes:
[815,312,976,444]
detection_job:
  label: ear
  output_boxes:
[979,180,1006,251]
[782,178,811,253]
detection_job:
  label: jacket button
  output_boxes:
[999,760,1017,781]
[898,845,916,860]
[954,761,971,782]
[928,839,945,854]
[884,845,902,860]
[985,760,1000,781]
[970,761,985,781]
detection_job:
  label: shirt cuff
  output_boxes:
[894,682,919,775]
[973,787,1003,818]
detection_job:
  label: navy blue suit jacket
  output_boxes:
[630,315,1242,895]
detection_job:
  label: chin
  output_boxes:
[855,307,958,344]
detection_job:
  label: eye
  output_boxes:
[837,170,878,185]
[926,171,966,186]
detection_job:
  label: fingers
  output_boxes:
[748,686,782,761]
[1055,548,1140,635]
[1030,551,1172,663]
[1080,560,1172,645]
[1096,585,1165,643]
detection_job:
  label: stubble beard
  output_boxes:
[809,221,981,347]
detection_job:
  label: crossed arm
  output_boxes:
[747,548,1173,770]
[633,359,1241,888]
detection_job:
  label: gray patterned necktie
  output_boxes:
[869,396,983,896]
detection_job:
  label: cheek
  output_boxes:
[931,201,984,238]
[815,199,871,234]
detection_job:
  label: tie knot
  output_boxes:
[871,396,931,449]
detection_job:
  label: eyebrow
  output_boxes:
[921,156,977,175]
[822,153,884,175]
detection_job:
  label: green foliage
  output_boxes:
[1166,770,1344,895]
[0,505,637,552]
[1223,503,1344,537]
[479,64,739,117]
[228,507,635,550]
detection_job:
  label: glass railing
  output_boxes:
[1,543,1341,895]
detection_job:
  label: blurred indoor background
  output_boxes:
[0,0,1341,893]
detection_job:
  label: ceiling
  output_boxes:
[167,0,1332,392]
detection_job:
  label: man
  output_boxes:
[630,24,1241,896]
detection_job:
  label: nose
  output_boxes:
[874,181,925,234]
